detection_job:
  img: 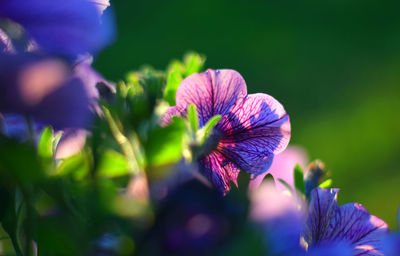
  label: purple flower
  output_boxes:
[163,69,291,193]
[250,184,388,255]
[304,188,388,255]
[250,181,306,255]
[0,0,113,58]
[0,53,91,129]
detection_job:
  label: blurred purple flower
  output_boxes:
[0,53,113,157]
[0,0,114,58]
[143,179,246,256]
[0,53,91,129]
[249,146,308,191]
[250,181,306,255]
[163,69,291,193]
[304,188,388,255]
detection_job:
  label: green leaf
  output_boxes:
[278,178,293,192]
[164,52,206,105]
[164,64,183,105]
[294,164,305,195]
[187,104,199,132]
[182,52,206,77]
[145,117,186,167]
[97,150,129,178]
[0,135,45,184]
[52,130,64,155]
[318,179,333,189]
[38,127,54,160]
[201,115,221,142]
[56,153,89,180]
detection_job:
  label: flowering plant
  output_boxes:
[0,1,398,256]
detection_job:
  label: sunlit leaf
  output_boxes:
[318,179,333,189]
[182,52,206,77]
[38,127,54,160]
[56,153,89,180]
[294,164,305,195]
[145,117,186,167]
[200,115,221,143]
[187,104,199,132]
[97,150,129,178]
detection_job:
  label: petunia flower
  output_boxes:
[250,183,388,255]
[162,69,291,194]
[304,188,388,255]
[0,0,113,58]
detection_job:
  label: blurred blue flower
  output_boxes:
[141,179,247,256]
[0,0,114,58]
[0,0,114,153]
[0,53,91,129]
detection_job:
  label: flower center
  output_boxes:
[199,128,223,157]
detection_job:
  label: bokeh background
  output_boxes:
[95,0,400,227]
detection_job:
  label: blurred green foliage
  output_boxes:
[96,0,400,227]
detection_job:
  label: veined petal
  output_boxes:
[307,242,352,256]
[159,106,183,127]
[198,151,240,194]
[175,69,247,127]
[339,204,388,255]
[0,0,114,58]
[217,93,290,176]
[304,188,340,244]
[305,188,388,256]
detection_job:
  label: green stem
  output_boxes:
[102,107,142,176]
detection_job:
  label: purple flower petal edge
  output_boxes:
[305,188,388,256]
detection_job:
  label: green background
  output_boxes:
[95,0,400,227]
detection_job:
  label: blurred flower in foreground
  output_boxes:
[162,69,290,194]
[0,53,91,129]
[249,146,308,191]
[250,181,306,255]
[140,179,246,256]
[0,0,114,157]
[0,54,114,157]
[0,0,113,58]
[250,183,388,255]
